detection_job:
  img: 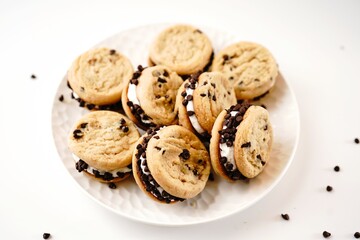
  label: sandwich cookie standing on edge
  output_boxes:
[68,111,140,183]
[211,42,278,100]
[122,65,183,130]
[67,47,133,110]
[149,24,214,76]
[176,71,237,138]
[132,125,211,204]
[210,103,273,181]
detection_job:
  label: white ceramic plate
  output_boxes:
[51,24,300,226]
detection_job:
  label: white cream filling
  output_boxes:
[73,154,132,177]
[127,84,152,124]
[219,111,238,171]
[185,86,206,134]
[139,156,165,196]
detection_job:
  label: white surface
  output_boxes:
[51,24,299,226]
[0,0,359,238]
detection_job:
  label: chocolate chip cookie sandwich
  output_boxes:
[132,125,211,204]
[122,65,183,130]
[175,71,237,137]
[211,42,278,100]
[209,103,273,181]
[67,47,133,110]
[68,111,140,182]
[149,24,213,76]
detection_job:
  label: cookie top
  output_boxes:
[68,111,140,171]
[122,65,183,129]
[211,42,278,100]
[68,48,133,105]
[149,24,213,75]
[132,126,210,202]
[233,106,273,178]
[176,72,237,135]
[147,126,210,199]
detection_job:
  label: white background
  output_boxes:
[1,0,360,239]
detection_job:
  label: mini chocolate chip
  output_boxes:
[211,83,216,88]
[322,231,331,238]
[58,94,64,102]
[354,232,360,238]
[229,76,234,81]
[122,126,129,133]
[108,182,116,189]
[264,125,268,130]
[187,111,195,116]
[120,118,126,125]
[80,123,88,128]
[200,93,206,97]
[179,149,190,160]
[326,185,333,192]
[162,149,166,155]
[43,233,51,239]
[130,79,139,85]
[355,138,359,144]
[241,142,251,148]
[117,172,125,178]
[256,154,262,160]
[127,101,133,107]
[109,49,116,55]
[79,100,85,107]
[163,70,169,77]
[261,160,266,166]
[181,91,187,97]
[75,160,88,172]
[254,78,260,82]
[193,169,198,176]
[155,146,161,151]
[86,104,95,110]
[153,136,160,139]
[235,115,243,122]
[158,84,162,88]
[334,166,340,172]
[31,74,37,79]
[184,83,190,88]
[93,169,101,178]
[157,77,167,83]
[212,95,216,101]
[203,81,208,85]
[137,65,144,71]
[223,55,229,61]
[182,99,188,106]
[226,141,233,147]
[186,95,193,101]
[190,83,196,89]
[103,172,114,181]
[73,129,83,139]
[281,214,290,221]
[220,157,227,164]
[227,91,231,95]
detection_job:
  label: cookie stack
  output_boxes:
[67,24,277,204]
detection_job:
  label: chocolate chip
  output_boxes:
[86,104,95,110]
[157,77,167,83]
[235,115,243,122]
[162,149,166,155]
[109,49,116,55]
[256,154,262,160]
[120,118,126,125]
[130,79,139,85]
[117,172,125,178]
[190,83,196,89]
[264,125,268,130]
[203,81,208,85]
[212,95,216,101]
[241,142,251,148]
[79,100,85,107]
[229,76,234,81]
[200,93,206,97]
[155,146,161,151]
[261,104,267,109]
[103,172,114,181]
[195,29,202,33]
[334,166,340,172]
[354,232,360,238]
[80,123,88,128]
[184,83,190,88]
[75,160,88,172]
[127,101,133,107]
[179,149,190,160]
[187,110,195,116]
[355,138,359,144]
[43,233,51,239]
[153,136,160,139]
[182,99,188,106]
[163,70,169,77]
[73,129,83,139]
[211,83,216,89]
[181,91,187,97]
[223,55,229,61]
[58,94,64,102]
[225,163,233,171]
[122,126,129,133]
[108,182,116,189]
[254,78,260,82]
[226,141,233,147]
[186,95,193,101]
[31,74,37,79]
[137,65,144,71]
[326,185,333,192]
[93,169,101,178]
[227,91,231,95]
[322,231,331,238]
[281,213,290,221]
[220,157,227,164]
[261,160,266,166]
